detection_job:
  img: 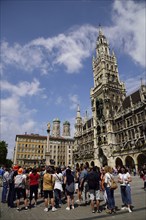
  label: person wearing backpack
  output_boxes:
[87,166,101,213]
[7,165,19,208]
[43,166,57,212]
[0,167,4,187]
[14,168,28,211]
[53,167,63,208]
[79,164,89,205]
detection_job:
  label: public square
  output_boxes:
[0,175,146,220]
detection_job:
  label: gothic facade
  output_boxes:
[73,29,146,171]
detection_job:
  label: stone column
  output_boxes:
[45,122,51,165]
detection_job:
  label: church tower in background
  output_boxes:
[62,121,70,137]
[52,118,61,137]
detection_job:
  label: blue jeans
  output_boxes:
[120,185,132,205]
[7,183,15,207]
[1,183,8,202]
[82,181,89,203]
[54,189,62,206]
[105,187,115,210]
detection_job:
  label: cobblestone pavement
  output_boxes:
[0,176,146,220]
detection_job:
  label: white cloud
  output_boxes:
[1,25,97,75]
[1,79,45,158]
[1,1,145,75]
[55,96,63,105]
[69,94,80,110]
[104,0,146,67]
[124,71,146,95]
[1,78,43,97]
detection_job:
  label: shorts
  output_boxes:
[43,190,53,199]
[66,190,74,197]
[89,189,100,201]
[15,188,26,200]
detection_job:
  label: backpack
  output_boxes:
[0,169,4,176]
[15,174,25,188]
[8,171,14,184]
[109,175,118,190]
[87,172,98,189]
[66,182,75,193]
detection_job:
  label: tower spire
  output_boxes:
[75,104,82,137]
[99,24,103,36]
[76,104,81,118]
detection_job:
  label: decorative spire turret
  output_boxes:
[96,27,110,57]
[74,104,82,137]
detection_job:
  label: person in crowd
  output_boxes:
[87,166,101,213]
[23,168,30,199]
[79,164,89,205]
[139,164,146,190]
[14,168,28,211]
[61,165,66,199]
[64,168,75,210]
[75,167,82,204]
[118,166,133,212]
[100,167,107,210]
[104,165,116,214]
[29,168,40,207]
[43,166,57,212]
[39,166,45,197]
[53,167,63,208]
[0,166,5,187]
[142,168,146,191]
[1,168,9,203]
[7,165,19,208]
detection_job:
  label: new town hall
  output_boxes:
[73,29,146,171]
[14,30,146,171]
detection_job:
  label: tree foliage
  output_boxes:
[0,140,8,165]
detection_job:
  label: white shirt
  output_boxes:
[118,172,131,186]
[3,171,9,183]
[104,172,113,187]
[53,173,63,191]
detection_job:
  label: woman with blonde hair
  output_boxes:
[104,166,116,214]
[100,167,107,209]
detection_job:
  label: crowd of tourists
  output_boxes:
[0,163,146,214]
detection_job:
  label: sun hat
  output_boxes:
[18,168,23,174]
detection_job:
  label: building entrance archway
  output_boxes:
[125,156,135,170]
[76,163,79,168]
[115,157,123,168]
[90,161,95,167]
[137,153,146,170]
[85,161,89,168]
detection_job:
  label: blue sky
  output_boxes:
[1,0,146,159]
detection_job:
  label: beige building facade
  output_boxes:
[73,29,146,171]
[13,119,74,168]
